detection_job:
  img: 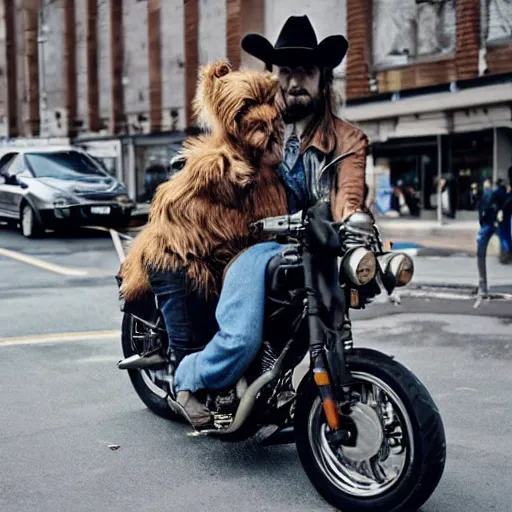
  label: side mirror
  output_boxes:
[18,169,32,179]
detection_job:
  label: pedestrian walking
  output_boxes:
[476,179,511,295]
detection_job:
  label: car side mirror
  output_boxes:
[18,169,32,179]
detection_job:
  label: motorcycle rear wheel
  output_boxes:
[294,348,446,512]
[121,312,180,421]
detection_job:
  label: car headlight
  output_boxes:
[377,252,414,287]
[53,196,72,208]
[341,247,377,286]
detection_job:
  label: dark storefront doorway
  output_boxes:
[451,130,493,211]
[373,131,495,218]
[373,137,438,217]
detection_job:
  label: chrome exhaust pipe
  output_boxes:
[117,353,167,370]
[184,341,292,437]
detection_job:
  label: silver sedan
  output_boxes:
[0,146,135,238]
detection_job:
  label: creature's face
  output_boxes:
[194,62,284,166]
[277,65,321,123]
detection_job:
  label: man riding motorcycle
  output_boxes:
[167,15,372,428]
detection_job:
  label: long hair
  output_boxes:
[300,68,338,154]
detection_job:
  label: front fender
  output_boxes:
[20,193,47,225]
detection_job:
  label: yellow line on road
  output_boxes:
[0,330,120,346]
[0,247,88,277]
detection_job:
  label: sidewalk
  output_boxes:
[410,255,512,294]
[378,218,500,256]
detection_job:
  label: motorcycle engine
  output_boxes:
[206,387,240,415]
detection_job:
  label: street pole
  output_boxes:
[492,126,498,184]
[437,134,443,225]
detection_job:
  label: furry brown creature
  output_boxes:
[120,61,289,302]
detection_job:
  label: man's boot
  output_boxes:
[176,391,213,429]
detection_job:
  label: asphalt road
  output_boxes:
[1,223,511,512]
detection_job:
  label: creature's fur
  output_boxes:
[120,61,289,301]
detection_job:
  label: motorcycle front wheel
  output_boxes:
[294,348,446,512]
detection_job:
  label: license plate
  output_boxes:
[91,206,111,215]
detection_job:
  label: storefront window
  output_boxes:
[484,0,512,42]
[135,142,184,203]
[451,132,493,211]
[372,0,456,69]
[373,132,495,218]
[373,144,438,218]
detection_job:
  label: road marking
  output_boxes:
[83,225,134,241]
[80,226,131,263]
[109,229,127,263]
[0,329,120,346]
[0,247,88,277]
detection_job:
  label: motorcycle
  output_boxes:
[115,201,446,512]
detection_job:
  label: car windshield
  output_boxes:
[25,151,109,181]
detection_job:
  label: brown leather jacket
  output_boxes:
[304,116,369,222]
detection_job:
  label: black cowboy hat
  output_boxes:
[241,15,348,69]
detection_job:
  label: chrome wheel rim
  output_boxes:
[141,368,170,399]
[307,371,414,497]
[130,317,172,399]
[22,206,32,237]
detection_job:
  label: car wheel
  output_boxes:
[21,204,44,238]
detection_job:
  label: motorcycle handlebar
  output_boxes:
[250,209,377,245]
[249,210,306,236]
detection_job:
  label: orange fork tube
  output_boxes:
[313,369,341,431]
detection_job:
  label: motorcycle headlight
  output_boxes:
[341,247,377,286]
[377,252,414,287]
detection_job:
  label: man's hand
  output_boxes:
[338,211,376,251]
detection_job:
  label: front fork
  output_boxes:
[303,252,352,438]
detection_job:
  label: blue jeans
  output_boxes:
[172,242,284,393]
[498,214,512,254]
[477,222,511,258]
[149,268,219,363]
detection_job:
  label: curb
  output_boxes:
[402,282,512,301]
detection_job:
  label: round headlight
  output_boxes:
[341,247,377,286]
[378,252,414,287]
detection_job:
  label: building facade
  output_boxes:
[344,0,512,219]
[0,0,348,203]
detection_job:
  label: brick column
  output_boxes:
[346,0,372,99]
[455,0,480,81]
[4,0,18,137]
[23,1,39,136]
[226,0,242,69]
[148,0,162,132]
[110,0,125,134]
[86,0,99,131]
[64,0,77,137]
[184,0,198,128]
